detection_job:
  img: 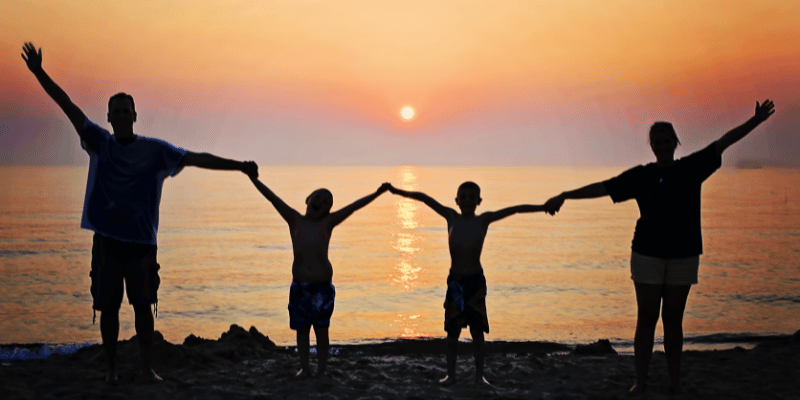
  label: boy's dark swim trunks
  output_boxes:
[444,272,489,334]
[288,280,335,329]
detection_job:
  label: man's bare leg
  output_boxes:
[469,326,491,385]
[313,325,330,376]
[439,329,460,386]
[100,309,120,382]
[296,327,313,377]
[133,305,161,381]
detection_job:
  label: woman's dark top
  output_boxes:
[603,143,722,259]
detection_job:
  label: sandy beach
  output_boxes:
[1,325,798,400]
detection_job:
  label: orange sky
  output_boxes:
[2,0,798,165]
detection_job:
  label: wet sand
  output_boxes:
[2,325,798,399]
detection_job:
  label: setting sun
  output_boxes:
[401,107,414,120]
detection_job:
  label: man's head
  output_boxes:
[455,181,482,213]
[107,92,137,131]
[305,188,333,218]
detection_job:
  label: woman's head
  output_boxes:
[305,189,333,218]
[649,122,680,163]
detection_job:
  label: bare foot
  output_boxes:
[475,375,492,386]
[296,368,314,378]
[628,382,646,395]
[439,375,456,386]
[105,371,119,383]
[136,369,163,383]
[148,370,163,382]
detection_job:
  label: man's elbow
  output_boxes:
[182,152,201,167]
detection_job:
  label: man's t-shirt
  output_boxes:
[603,143,722,259]
[80,118,188,245]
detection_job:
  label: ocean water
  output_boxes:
[0,166,798,349]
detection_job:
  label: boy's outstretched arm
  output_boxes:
[249,175,301,227]
[21,42,88,144]
[387,183,456,220]
[545,182,608,214]
[328,183,390,227]
[482,204,548,224]
[714,100,775,157]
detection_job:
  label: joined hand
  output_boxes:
[544,195,564,216]
[242,161,258,179]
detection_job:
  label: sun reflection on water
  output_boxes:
[394,313,421,338]
[391,166,422,287]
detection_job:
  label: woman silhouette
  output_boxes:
[545,100,775,394]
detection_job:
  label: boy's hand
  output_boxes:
[544,195,564,215]
[21,42,43,72]
[242,161,258,179]
[386,183,399,194]
[378,182,391,193]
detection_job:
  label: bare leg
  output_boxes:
[662,284,691,393]
[100,309,120,382]
[440,329,460,386]
[313,325,330,376]
[469,326,491,385]
[631,283,663,393]
[296,327,313,377]
[133,305,161,381]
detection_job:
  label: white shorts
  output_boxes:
[630,251,700,285]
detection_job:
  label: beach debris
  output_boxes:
[573,339,617,355]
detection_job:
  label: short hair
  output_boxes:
[306,188,333,204]
[108,92,136,112]
[649,122,680,145]
[457,181,481,195]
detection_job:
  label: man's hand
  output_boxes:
[242,161,258,179]
[544,195,564,216]
[755,99,775,122]
[21,42,43,72]
[378,182,392,194]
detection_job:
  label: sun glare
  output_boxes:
[401,107,414,120]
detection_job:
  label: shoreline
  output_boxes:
[2,325,798,399]
[1,330,794,362]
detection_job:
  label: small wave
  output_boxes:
[0,249,59,257]
[0,343,93,362]
[729,293,800,305]
[255,245,291,251]
[683,332,791,344]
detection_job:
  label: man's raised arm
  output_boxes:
[21,43,87,140]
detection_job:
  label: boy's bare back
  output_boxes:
[290,216,334,282]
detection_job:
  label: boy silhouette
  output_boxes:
[247,174,390,377]
[387,181,552,385]
[21,42,257,382]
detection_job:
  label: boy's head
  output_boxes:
[305,188,333,218]
[107,92,137,128]
[455,181,482,212]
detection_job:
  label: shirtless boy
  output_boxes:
[248,175,390,377]
[387,181,552,385]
